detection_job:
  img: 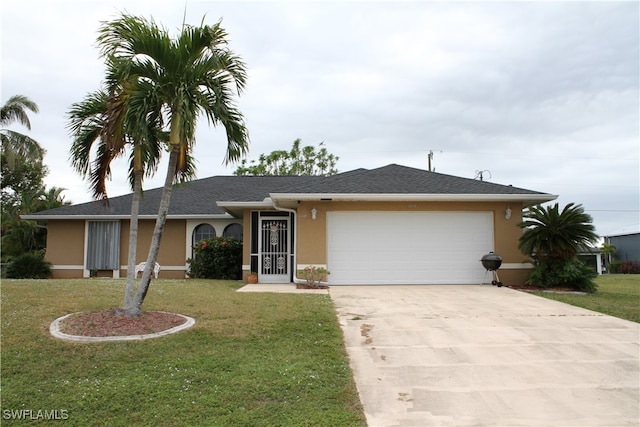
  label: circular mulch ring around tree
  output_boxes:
[50,309,195,342]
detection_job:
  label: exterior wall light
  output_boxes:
[505,206,512,220]
[311,207,317,220]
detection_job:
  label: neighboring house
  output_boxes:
[604,232,640,262]
[577,245,603,274]
[23,164,556,285]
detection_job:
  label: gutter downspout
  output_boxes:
[271,199,329,286]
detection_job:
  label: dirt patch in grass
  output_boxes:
[58,309,188,337]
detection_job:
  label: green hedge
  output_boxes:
[187,237,242,280]
[5,252,52,279]
[526,257,598,293]
[610,260,640,274]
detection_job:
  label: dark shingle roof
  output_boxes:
[26,164,551,218]
[277,164,546,195]
[30,175,320,217]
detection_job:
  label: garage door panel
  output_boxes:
[327,211,493,285]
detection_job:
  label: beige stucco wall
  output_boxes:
[45,220,86,278]
[118,219,187,279]
[241,213,253,280]
[294,201,529,285]
[45,219,188,279]
[46,202,529,284]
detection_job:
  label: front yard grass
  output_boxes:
[0,279,365,426]
[532,274,639,323]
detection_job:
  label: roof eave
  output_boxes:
[216,200,275,209]
[20,213,234,221]
[269,193,558,205]
[216,199,277,217]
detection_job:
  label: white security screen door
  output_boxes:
[258,217,290,283]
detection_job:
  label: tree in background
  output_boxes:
[599,242,616,273]
[1,95,44,170]
[96,14,249,317]
[1,155,69,265]
[234,139,338,176]
[518,202,600,292]
[1,95,69,268]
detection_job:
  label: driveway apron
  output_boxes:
[330,285,639,427]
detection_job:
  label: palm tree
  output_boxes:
[1,95,44,169]
[518,202,599,261]
[97,14,249,316]
[68,89,164,311]
[600,242,617,273]
[39,187,71,211]
[1,184,70,260]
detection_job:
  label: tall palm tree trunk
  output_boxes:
[122,168,143,309]
[125,146,179,317]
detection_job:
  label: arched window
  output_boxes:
[223,223,243,241]
[193,223,215,247]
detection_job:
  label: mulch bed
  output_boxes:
[296,283,329,289]
[58,309,188,337]
[506,285,586,294]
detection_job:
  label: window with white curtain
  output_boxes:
[86,221,121,270]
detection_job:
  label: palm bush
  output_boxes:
[525,258,598,293]
[5,252,52,279]
[519,203,600,292]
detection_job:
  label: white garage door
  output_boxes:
[327,211,494,285]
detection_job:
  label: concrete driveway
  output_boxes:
[330,285,639,426]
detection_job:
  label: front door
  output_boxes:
[258,217,290,283]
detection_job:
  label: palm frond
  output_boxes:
[93,12,249,190]
[1,130,46,167]
[0,95,39,129]
[519,202,599,260]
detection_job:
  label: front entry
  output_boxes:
[258,216,291,283]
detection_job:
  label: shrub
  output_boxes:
[297,265,330,288]
[187,237,242,279]
[5,252,52,279]
[526,257,598,293]
[618,261,640,274]
[608,261,622,274]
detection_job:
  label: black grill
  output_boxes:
[481,252,503,287]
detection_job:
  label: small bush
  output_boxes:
[526,257,598,293]
[618,261,640,274]
[608,261,622,274]
[6,252,52,279]
[187,237,242,279]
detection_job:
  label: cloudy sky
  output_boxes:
[2,0,638,237]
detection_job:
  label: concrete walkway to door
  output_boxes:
[329,285,639,427]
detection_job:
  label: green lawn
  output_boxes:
[0,279,366,426]
[532,274,640,323]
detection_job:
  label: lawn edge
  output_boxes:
[49,311,195,342]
